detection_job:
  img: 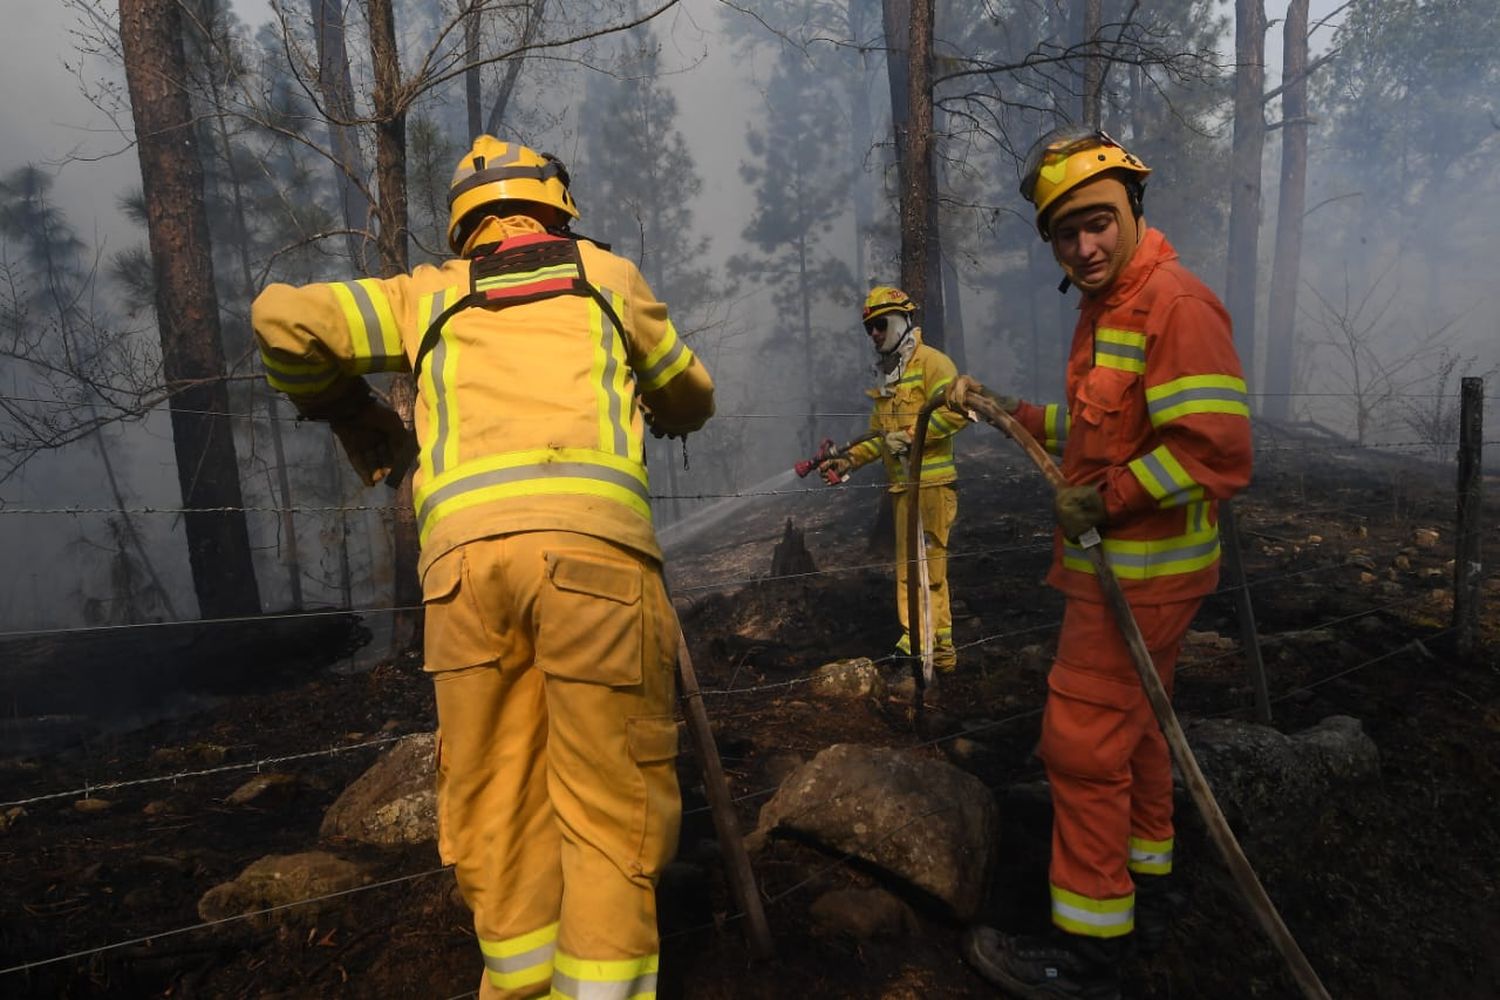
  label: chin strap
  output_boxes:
[878,327,917,381]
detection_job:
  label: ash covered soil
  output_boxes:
[2,429,1498,999]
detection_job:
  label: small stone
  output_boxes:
[1350,554,1377,571]
[1412,528,1440,548]
[1393,555,1411,571]
[1359,572,1376,585]
[1354,525,1369,539]
[225,772,301,807]
[0,806,26,832]
[1305,534,1323,544]
[142,800,174,817]
[74,798,112,814]
[811,658,885,699]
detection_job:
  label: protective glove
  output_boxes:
[946,375,1021,416]
[818,457,853,484]
[1054,484,1107,542]
[331,400,418,487]
[884,428,914,457]
[639,398,686,441]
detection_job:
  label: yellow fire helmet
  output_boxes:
[1019,127,1151,239]
[446,136,580,253]
[862,285,918,325]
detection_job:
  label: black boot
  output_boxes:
[962,926,1124,1000]
[1134,874,1186,955]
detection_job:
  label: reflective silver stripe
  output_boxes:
[1095,340,1145,364]
[342,280,384,350]
[1187,501,1209,533]
[416,461,651,526]
[1053,898,1134,930]
[552,970,658,1000]
[1138,450,1197,502]
[482,941,556,975]
[1147,385,1249,421]
[1065,534,1219,570]
[638,336,686,389]
[597,290,629,456]
[427,288,454,475]
[1129,846,1173,867]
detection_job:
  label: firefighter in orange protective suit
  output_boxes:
[252,137,714,1000]
[951,128,1252,999]
[819,286,970,672]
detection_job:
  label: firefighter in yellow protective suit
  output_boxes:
[819,286,970,671]
[252,138,714,1000]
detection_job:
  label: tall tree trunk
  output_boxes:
[884,0,941,349]
[1082,0,1103,127]
[311,0,371,271]
[1263,0,1309,424]
[465,4,483,137]
[847,0,875,289]
[367,0,423,649]
[1226,0,1266,382]
[942,254,966,370]
[119,0,262,619]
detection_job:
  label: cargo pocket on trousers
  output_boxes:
[1040,662,1143,780]
[627,715,681,879]
[421,549,498,673]
[536,549,644,686]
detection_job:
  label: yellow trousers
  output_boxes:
[893,483,958,669]
[422,531,680,1000]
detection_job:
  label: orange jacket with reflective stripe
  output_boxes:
[1013,228,1252,603]
[845,331,967,492]
[252,216,714,578]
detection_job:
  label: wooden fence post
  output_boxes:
[1454,377,1484,659]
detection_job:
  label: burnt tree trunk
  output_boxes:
[368,0,423,648]
[119,0,262,619]
[1225,0,1267,381]
[1082,0,1103,127]
[465,3,483,137]
[311,0,371,271]
[1263,0,1309,423]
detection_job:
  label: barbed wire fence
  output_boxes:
[0,386,1492,990]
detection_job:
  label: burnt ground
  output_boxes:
[1,427,1498,999]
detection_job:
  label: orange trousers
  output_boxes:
[1038,596,1200,939]
[422,531,681,1000]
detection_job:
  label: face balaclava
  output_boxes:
[1045,175,1144,297]
[873,313,916,381]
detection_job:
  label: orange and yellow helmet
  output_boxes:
[862,285,917,325]
[1019,128,1151,239]
[446,136,579,253]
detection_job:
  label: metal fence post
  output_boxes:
[1454,377,1484,659]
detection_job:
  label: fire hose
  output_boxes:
[952,388,1332,1000]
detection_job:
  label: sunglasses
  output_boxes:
[865,315,893,333]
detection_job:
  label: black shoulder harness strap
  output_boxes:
[413,233,628,378]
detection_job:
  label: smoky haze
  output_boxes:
[0,0,1494,636]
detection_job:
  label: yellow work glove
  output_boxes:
[884,428,914,457]
[330,401,418,487]
[946,375,1020,416]
[1054,484,1107,542]
[292,378,416,487]
[818,457,853,484]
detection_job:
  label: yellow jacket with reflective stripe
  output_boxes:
[1012,228,1252,603]
[252,215,714,577]
[846,331,966,493]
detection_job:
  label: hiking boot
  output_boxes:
[1134,874,1186,955]
[962,926,1123,1000]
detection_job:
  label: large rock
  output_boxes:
[197,851,372,929]
[1186,715,1380,828]
[320,733,436,845]
[811,658,885,698]
[752,743,997,919]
